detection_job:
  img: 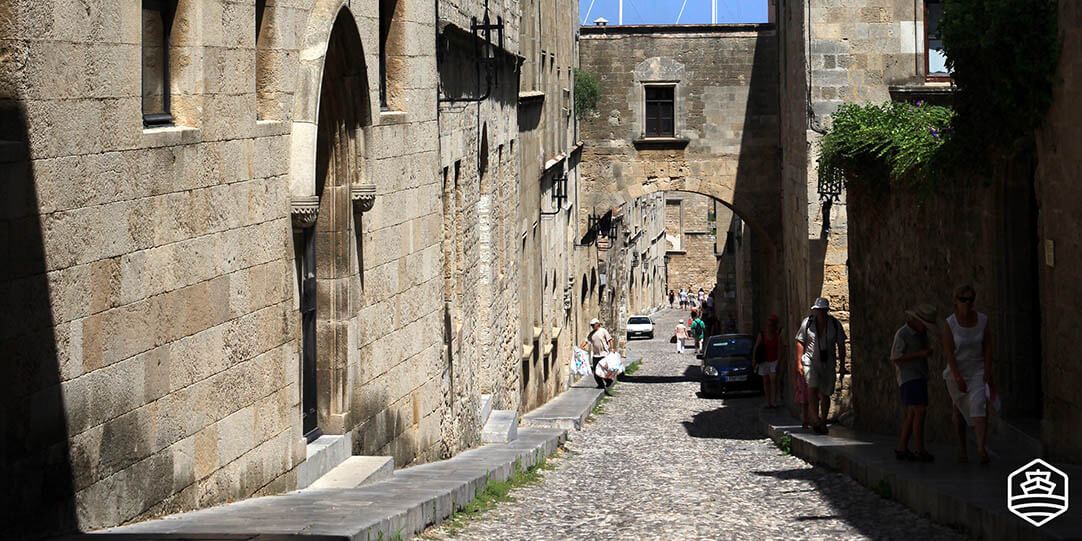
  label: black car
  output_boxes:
[697,334,761,397]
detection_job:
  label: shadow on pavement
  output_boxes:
[617,364,700,385]
[681,399,765,440]
[749,468,965,539]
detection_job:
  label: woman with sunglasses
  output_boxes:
[942,284,994,464]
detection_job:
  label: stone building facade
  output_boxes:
[664,192,717,296]
[0,0,582,536]
[577,24,785,340]
[777,0,1075,457]
[775,0,945,425]
[622,191,666,316]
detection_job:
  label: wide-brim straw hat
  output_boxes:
[905,304,938,328]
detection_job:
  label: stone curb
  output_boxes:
[90,372,627,541]
[758,409,1080,541]
[91,428,568,541]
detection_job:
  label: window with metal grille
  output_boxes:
[141,0,176,127]
[644,86,674,137]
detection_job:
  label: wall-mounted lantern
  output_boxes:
[552,173,568,207]
[472,3,504,87]
[816,159,844,234]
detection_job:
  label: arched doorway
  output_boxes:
[296,9,370,441]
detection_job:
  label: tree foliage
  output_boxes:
[574,68,600,120]
[940,0,1060,145]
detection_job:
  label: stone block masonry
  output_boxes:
[0,0,580,537]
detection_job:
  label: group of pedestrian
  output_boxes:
[670,286,708,310]
[789,285,994,465]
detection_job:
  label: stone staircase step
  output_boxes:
[479,393,493,426]
[296,434,352,489]
[481,409,518,443]
[308,456,394,489]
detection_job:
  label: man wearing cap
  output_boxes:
[794,297,847,434]
[581,318,615,390]
[890,304,938,462]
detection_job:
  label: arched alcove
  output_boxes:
[294,6,371,440]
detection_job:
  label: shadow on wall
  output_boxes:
[0,100,78,537]
[730,31,782,337]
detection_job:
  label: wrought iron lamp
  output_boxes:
[552,173,568,208]
[471,4,504,87]
[816,159,844,234]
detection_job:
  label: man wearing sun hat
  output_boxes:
[794,297,847,434]
[890,304,938,462]
[581,317,614,390]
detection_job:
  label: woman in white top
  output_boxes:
[942,284,994,464]
[674,321,689,354]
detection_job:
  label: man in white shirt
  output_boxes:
[794,297,847,434]
[581,318,615,390]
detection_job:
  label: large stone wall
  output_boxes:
[0,0,582,535]
[846,171,1041,447]
[1034,1,1082,462]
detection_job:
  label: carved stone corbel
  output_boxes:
[351,183,377,213]
[290,195,320,229]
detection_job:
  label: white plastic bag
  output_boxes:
[594,352,625,379]
[571,347,591,377]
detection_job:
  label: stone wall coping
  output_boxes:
[581,23,774,38]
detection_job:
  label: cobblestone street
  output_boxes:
[425,309,968,540]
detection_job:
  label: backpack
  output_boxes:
[691,319,705,337]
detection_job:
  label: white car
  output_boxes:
[626,316,655,340]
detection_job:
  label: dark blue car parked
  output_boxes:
[698,334,761,397]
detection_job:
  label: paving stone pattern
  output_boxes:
[425,309,968,540]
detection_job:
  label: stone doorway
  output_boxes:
[298,9,370,438]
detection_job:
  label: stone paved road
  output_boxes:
[423,309,969,540]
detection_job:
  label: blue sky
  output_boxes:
[579,0,768,26]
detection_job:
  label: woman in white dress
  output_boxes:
[942,284,994,464]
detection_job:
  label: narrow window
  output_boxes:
[142,0,176,127]
[924,0,949,80]
[644,86,675,137]
[255,0,269,119]
[379,0,398,109]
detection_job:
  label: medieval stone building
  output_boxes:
[0,0,583,536]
